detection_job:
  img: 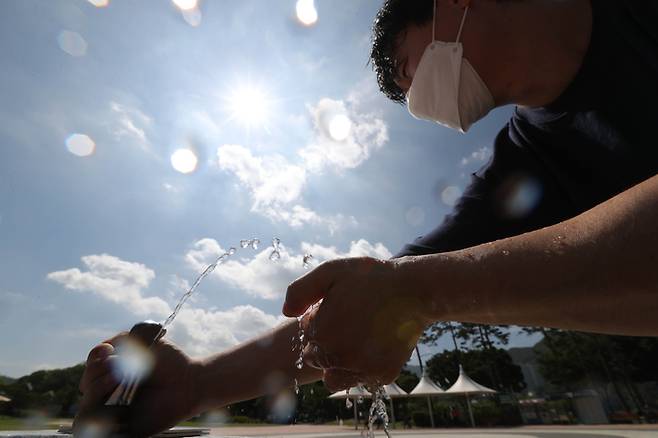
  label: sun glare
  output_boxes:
[171,148,198,174]
[87,0,109,7]
[228,85,271,128]
[172,0,197,11]
[66,134,95,157]
[328,114,352,141]
[296,0,318,26]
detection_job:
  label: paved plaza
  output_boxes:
[2,425,658,438]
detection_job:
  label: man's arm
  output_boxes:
[284,174,658,387]
[76,321,322,437]
[408,172,658,335]
[194,320,322,412]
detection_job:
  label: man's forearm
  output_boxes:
[194,320,322,411]
[407,174,658,335]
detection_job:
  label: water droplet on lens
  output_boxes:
[251,239,260,249]
[240,240,250,248]
[228,247,236,255]
[302,253,314,269]
[346,398,353,409]
[295,358,304,369]
[502,250,510,256]
[269,250,280,262]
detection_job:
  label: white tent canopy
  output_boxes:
[445,365,496,428]
[445,365,496,394]
[383,382,407,398]
[409,373,445,396]
[329,386,373,430]
[0,395,11,402]
[328,386,372,399]
[408,371,444,428]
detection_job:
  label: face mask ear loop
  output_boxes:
[455,6,469,43]
[432,0,438,42]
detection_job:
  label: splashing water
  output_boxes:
[269,237,281,261]
[367,386,392,438]
[302,253,313,269]
[240,238,260,250]
[157,239,260,340]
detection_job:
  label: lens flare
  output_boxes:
[296,0,318,26]
[66,134,95,157]
[172,0,197,11]
[87,0,109,7]
[171,148,198,174]
[328,114,351,141]
[441,185,462,206]
[58,30,87,57]
[182,8,202,26]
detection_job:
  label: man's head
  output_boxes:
[370,0,593,110]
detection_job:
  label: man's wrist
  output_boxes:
[394,251,476,324]
[189,358,218,414]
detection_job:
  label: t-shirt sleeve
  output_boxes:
[394,124,575,258]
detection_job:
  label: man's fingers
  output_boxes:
[78,372,122,410]
[86,343,115,362]
[283,261,336,317]
[323,369,362,393]
[80,356,119,394]
[302,341,337,370]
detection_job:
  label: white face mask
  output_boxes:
[407,4,494,133]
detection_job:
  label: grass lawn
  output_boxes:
[0,416,71,431]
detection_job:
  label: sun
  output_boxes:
[226,84,272,129]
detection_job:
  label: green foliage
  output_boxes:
[396,368,419,393]
[0,364,84,418]
[0,376,15,386]
[422,322,510,351]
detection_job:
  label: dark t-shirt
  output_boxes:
[396,0,658,257]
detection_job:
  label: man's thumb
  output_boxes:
[283,262,334,316]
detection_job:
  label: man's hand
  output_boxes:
[283,257,430,391]
[75,333,205,438]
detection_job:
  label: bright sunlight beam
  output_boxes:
[227,85,271,128]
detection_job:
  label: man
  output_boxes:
[77,0,658,436]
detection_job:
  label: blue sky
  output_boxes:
[0,0,539,378]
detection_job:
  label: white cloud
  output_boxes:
[46,252,286,358]
[215,92,387,230]
[299,97,388,173]
[217,144,307,208]
[166,305,287,357]
[47,254,171,318]
[184,238,392,301]
[461,146,492,167]
[109,101,152,149]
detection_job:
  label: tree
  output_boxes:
[426,348,526,393]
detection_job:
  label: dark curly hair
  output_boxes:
[370,0,434,104]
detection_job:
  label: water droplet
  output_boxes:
[345,398,353,409]
[228,247,236,255]
[272,237,281,249]
[502,250,510,256]
[295,357,304,369]
[294,379,300,394]
[240,240,250,249]
[269,250,280,262]
[251,239,260,249]
[302,253,314,269]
